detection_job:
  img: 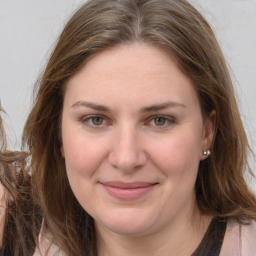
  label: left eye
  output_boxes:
[147,116,175,128]
[153,117,167,126]
[90,116,104,126]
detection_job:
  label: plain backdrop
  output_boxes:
[0,0,256,190]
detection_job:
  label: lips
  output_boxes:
[100,181,157,200]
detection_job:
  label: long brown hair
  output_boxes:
[0,106,42,255]
[23,0,256,255]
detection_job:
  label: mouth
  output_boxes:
[99,181,158,200]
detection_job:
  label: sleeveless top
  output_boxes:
[192,217,227,256]
[4,217,255,255]
[33,217,228,256]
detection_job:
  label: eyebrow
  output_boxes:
[71,101,111,111]
[141,102,186,112]
[71,101,186,112]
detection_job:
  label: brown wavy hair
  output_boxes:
[22,0,256,255]
[0,106,42,255]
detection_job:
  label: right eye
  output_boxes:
[80,115,108,129]
[152,117,168,126]
[90,116,104,126]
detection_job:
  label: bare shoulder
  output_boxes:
[0,182,7,246]
[0,180,7,211]
[0,172,9,223]
[0,182,6,206]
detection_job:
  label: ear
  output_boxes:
[200,110,216,160]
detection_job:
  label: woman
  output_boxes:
[0,106,42,256]
[23,0,256,255]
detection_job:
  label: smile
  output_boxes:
[100,181,158,200]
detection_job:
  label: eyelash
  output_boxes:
[79,114,176,129]
[145,115,176,129]
[80,115,109,129]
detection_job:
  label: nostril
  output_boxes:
[108,149,147,172]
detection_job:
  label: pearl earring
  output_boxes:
[203,149,211,157]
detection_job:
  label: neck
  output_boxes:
[96,209,212,256]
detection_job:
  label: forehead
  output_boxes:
[68,43,183,83]
[64,43,200,111]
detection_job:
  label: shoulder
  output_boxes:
[0,182,6,207]
[220,219,256,256]
[241,220,256,255]
[0,182,7,246]
[33,226,66,256]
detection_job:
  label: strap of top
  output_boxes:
[191,217,227,256]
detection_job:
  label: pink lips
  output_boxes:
[100,181,157,200]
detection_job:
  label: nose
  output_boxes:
[108,127,147,172]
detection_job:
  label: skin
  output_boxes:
[61,43,215,256]
[0,183,6,245]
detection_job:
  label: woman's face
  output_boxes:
[61,43,214,237]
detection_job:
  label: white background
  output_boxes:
[0,1,256,189]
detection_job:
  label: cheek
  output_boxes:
[63,135,107,179]
[148,133,202,215]
[148,131,202,180]
[62,135,108,210]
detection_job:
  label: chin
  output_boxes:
[95,208,157,237]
